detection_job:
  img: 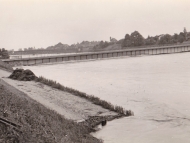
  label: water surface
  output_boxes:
[24,53,190,143]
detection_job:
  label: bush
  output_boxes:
[9,69,37,81]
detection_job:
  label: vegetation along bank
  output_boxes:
[0,68,134,142]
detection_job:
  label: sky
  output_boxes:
[1,0,190,50]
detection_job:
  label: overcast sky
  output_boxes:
[1,0,190,50]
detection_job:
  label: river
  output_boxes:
[23,52,190,143]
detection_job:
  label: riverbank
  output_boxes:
[0,77,101,142]
[0,59,13,72]
[0,68,129,142]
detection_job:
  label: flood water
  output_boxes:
[23,53,190,143]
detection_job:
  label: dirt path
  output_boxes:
[0,69,117,122]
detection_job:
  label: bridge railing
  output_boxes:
[3,44,190,66]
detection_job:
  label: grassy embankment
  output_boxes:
[35,76,133,116]
[0,62,133,142]
[0,62,101,142]
[0,59,13,72]
[0,80,101,143]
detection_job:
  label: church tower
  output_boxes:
[184,27,187,41]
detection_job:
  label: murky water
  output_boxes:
[23,53,190,143]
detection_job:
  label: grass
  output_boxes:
[0,60,13,72]
[35,76,134,116]
[0,81,102,143]
[2,69,133,142]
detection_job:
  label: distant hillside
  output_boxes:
[78,41,100,47]
[46,41,100,52]
[46,42,69,50]
[121,28,190,48]
[12,27,190,54]
[93,28,190,52]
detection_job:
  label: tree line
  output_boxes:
[0,48,9,59]
[122,28,190,47]
[17,41,100,52]
[93,41,115,50]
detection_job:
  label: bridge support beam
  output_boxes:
[4,45,190,66]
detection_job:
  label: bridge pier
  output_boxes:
[57,57,63,62]
[118,52,123,56]
[3,44,190,66]
[123,51,127,56]
[98,54,102,58]
[112,52,117,57]
[86,55,91,59]
[132,51,135,56]
[36,59,42,64]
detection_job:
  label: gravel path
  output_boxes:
[0,69,117,122]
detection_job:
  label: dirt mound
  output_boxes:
[9,69,37,81]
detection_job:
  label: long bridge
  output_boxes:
[3,44,190,66]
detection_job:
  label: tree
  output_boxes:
[184,27,187,34]
[158,36,166,45]
[158,34,172,45]
[116,39,124,44]
[130,31,145,46]
[178,32,185,43]
[171,33,178,44]
[184,27,187,41]
[187,32,190,41]
[145,36,156,45]
[93,41,112,50]
[0,48,10,59]
[99,41,104,47]
[122,34,131,47]
[178,35,185,43]
[164,34,172,43]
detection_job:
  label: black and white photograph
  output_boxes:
[0,0,190,142]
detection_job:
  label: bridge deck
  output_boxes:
[3,43,190,62]
[3,44,190,66]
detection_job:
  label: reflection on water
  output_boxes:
[24,53,190,143]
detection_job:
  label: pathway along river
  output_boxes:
[23,53,190,143]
